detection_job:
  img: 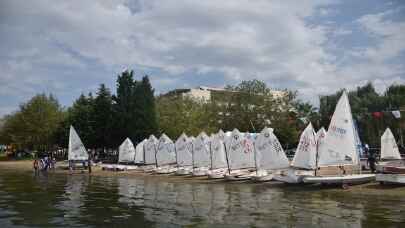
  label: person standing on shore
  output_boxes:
[33,159,39,173]
[365,144,377,173]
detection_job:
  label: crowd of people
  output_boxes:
[33,155,56,172]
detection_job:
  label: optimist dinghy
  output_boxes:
[134,139,147,165]
[155,134,177,174]
[251,127,290,182]
[376,128,405,184]
[115,138,137,171]
[223,129,256,181]
[142,135,158,172]
[192,132,211,176]
[67,126,90,171]
[274,123,317,184]
[207,130,230,179]
[302,91,375,185]
[174,133,193,175]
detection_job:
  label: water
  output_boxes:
[0,169,404,227]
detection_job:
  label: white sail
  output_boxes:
[210,134,228,169]
[118,138,136,163]
[254,127,289,170]
[316,127,327,145]
[156,134,176,166]
[292,123,317,169]
[226,129,255,170]
[144,135,158,165]
[175,133,193,167]
[381,128,401,160]
[68,126,88,161]
[135,139,146,163]
[192,132,211,168]
[318,91,358,166]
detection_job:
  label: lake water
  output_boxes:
[0,168,404,227]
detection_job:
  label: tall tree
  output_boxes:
[66,93,96,148]
[134,76,158,141]
[113,70,137,145]
[93,84,113,148]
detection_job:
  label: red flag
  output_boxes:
[372,112,383,119]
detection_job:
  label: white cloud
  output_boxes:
[0,0,404,115]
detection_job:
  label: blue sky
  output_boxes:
[0,0,404,116]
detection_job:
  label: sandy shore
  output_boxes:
[1,160,405,196]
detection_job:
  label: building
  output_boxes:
[163,86,287,102]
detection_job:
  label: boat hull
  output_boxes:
[250,174,274,182]
[303,174,375,184]
[376,174,405,184]
[273,169,314,184]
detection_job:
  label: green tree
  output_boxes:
[134,76,158,140]
[65,93,96,148]
[93,84,113,148]
[113,70,137,144]
[0,94,64,151]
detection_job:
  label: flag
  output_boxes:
[392,110,401,119]
[372,112,383,119]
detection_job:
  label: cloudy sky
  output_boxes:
[1,0,404,116]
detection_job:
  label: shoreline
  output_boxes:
[1,160,405,196]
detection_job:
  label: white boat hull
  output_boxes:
[155,166,177,174]
[175,167,192,175]
[250,174,274,182]
[273,169,314,184]
[376,174,405,184]
[207,168,228,179]
[192,168,209,177]
[303,174,375,184]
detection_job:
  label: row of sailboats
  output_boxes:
[68,90,384,185]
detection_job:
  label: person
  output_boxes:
[33,159,39,172]
[365,144,376,173]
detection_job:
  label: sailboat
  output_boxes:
[68,126,89,170]
[376,128,405,184]
[134,139,147,164]
[207,130,229,179]
[251,127,290,182]
[273,123,318,183]
[191,132,211,176]
[116,138,138,171]
[224,129,256,181]
[303,91,375,185]
[142,135,159,172]
[155,134,177,174]
[174,133,194,175]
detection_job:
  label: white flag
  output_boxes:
[392,110,401,119]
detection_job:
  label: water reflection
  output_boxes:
[0,169,404,227]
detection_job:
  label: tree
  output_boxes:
[93,84,113,148]
[134,76,158,140]
[156,96,216,139]
[113,70,137,145]
[0,94,64,151]
[64,93,96,148]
